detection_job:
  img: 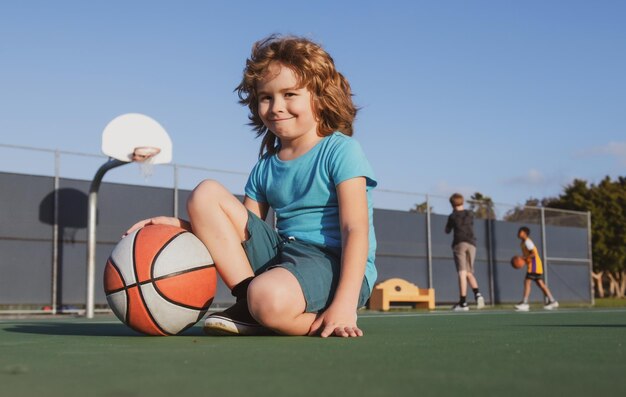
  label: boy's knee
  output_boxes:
[187,179,223,211]
[247,279,294,328]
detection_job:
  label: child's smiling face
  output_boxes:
[256,62,318,143]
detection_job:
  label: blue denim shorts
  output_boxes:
[241,211,370,313]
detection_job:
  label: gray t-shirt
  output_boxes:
[445,209,476,247]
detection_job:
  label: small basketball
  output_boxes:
[103,224,216,335]
[511,256,526,270]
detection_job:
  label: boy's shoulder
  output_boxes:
[523,238,536,249]
[322,132,367,160]
[450,209,473,218]
[325,131,356,148]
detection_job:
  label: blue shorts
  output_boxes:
[242,211,370,313]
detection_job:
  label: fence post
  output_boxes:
[486,202,495,306]
[540,207,549,285]
[173,164,179,218]
[426,194,433,289]
[51,150,60,315]
[587,211,594,305]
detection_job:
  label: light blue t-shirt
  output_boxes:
[245,132,378,290]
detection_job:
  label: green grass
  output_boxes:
[1,309,625,397]
[594,297,626,308]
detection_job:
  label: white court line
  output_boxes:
[358,308,626,319]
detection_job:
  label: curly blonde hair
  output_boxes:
[236,35,358,156]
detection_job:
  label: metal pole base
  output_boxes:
[85,159,127,318]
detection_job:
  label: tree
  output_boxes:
[468,192,496,220]
[409,201,430,214]
[546,177,626,298]
[503,198,544,224]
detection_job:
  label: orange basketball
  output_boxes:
[103,224,216,335]
[511,256,526,270]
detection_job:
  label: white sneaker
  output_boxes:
[203,301,274,336]
[452,303,469,312]
[515,302,530,312]
[544,301,559,310]
[476,296,485,309]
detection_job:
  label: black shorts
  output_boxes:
[526,273,545,281]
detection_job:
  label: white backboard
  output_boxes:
[102,113,172,164]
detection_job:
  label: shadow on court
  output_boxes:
[4,321,205,336]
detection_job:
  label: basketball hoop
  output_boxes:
[131,146,161,162]
[86,113,172,319]
[132,146,161,179]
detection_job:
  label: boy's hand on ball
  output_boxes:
[308,304,362,338]
[123,217,190,237]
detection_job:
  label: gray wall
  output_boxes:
[0,172,591,310]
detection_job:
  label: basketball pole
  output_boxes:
[85,158,127,318]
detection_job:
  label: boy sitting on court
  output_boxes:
[514,226,559,311]
[445,193,485,311]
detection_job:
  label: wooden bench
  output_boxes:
[369,278,435,311]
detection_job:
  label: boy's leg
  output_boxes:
[187,180,253,289]
[248,241,370,336]
[466,272,479,289]
[535,279,556,303]
[458,270,469,297]
[200,189,283,336]
[189,181,262,336]
[452,244,469,310]
[523,278,532,301]
[248,267,316,336]
[465,244,479,289]
[515,279,532,311]
[464,246,484,308]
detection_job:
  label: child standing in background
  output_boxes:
[514,226,558,311]
[445,193,485,311]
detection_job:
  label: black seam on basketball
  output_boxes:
[106,257,129,324]
[131,228,172,336]
[149,231,188,281]
[152,268,214,311]
[148,231,214,311]
[104,264,214,294]
[105,286,127,294]
[104,228,216,335]
[104,258,127,294]
[151,264,214,283]
[177,299,214,334]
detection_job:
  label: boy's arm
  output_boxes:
[445,215,453,234]
[523,239,538,261]
[243,196,269,221]
[524,251,537,263]
[308,177,368,338]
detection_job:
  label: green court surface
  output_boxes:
[1,308,625,397]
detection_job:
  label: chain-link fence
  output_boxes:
[0,144,593,314]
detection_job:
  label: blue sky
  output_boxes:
[1,0,625,210]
